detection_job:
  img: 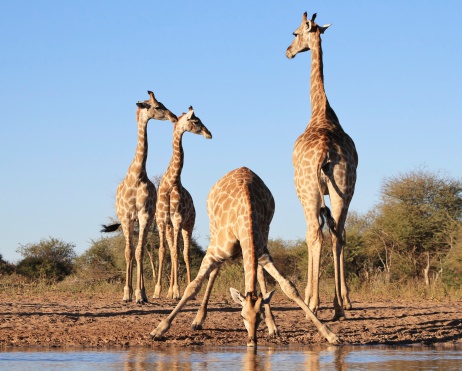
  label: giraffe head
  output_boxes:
[136,90,178,123]
[286,12,331,59]
[176,106,212,139]
[230,288,275,347]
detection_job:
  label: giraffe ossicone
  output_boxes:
[286,12,358,320]
[150,167,339,346]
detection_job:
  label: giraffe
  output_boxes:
[153,106,212,300]
[286,12,358,320]
[150,167,339,346]
[101,90,177,304]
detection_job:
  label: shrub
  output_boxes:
[16,237,76,281]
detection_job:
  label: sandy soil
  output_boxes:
[1,292,461,349]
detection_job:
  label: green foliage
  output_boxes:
[363,169,462,283]
[268,238,307,282]
[0,254,15,275]
[441,224,462,288]
[16,237,77,281]
[77,221,206,290]
[343,211,370,279]
[75,237,121,281]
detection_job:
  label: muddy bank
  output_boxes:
[1,293,461,348]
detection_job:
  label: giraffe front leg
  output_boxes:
[151,256,218,339]
[257,264,278,337]
[191,266,220,330]
[262,259,340,344]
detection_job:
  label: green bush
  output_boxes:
[0,254,15,275]
[16,237,76,281]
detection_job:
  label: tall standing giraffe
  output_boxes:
[153,106,212,300]
[286,12,358,320]
[101,91,177,304]
[150,167,339,346]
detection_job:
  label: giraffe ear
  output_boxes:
[136,102,150,109]
[230,288,245,306]
[305,20,313,32]
[319,24,331,34]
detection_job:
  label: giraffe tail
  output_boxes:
[100,223,121,233]
[319,206,338,238]
[316,152,338,239]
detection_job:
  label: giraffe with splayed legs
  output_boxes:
[101,91,177,304]
[150,167,339,346]
[153,106,212,300]
[286,12,358,320]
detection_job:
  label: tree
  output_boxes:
[366,168,462,283]
[343,211,370,280]
[441,223,462,288]
[75,237,121,281]
[16,237,77,281]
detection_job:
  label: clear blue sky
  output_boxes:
[1,1,461,263]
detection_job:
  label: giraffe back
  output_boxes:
[207,167,274,256]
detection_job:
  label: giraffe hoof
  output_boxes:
[343,303,352,310]
[332,312,346,321]
[268,330,279,338]
[191,323,203,331]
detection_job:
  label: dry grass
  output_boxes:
[1,268,461,304]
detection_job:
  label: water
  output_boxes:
[1,345,461,370]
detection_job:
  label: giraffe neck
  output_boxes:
[164,128,184,187]
[243,186,258,296]
[128,117,149,177]
[309,36,339,124]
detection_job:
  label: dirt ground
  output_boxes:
[1,292,461,349]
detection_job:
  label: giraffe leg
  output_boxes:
[182,229,192,285]
[191,266,220,330]
[182,228,195,300]
[305,224,322,314]
[167,224,181,300]
[135,218,150,304]
[151,255,220,339]
[331,233,346,321]
[329,192,352,320]
[153,221,167,299]
[261,257,339,344]
[121,221,134,302]
[257,264,278,337]
[339,236,352,311]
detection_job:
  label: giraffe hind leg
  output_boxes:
[134,218,151,304]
